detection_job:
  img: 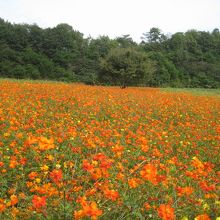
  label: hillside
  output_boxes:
[0,18,220,88]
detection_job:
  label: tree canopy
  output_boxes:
[0,18,219,88]
[99,48,155,88]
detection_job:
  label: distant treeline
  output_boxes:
[0,18,220,88]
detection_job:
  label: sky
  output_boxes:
[0,0,219,42]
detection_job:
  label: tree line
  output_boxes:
[0,18,219,88]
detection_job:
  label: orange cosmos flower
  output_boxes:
[9,159,18,169]
[25,136,38,145]
[10,195,18,206]
[140,164,158,185]
[32,195,46,209]
[195,214,211,220]
[112,145,124,157]
[19,157,27,165]
[100,159,113,170]
[141,144,149,152]
[199,181,216,192]
[128,178,140,188]
[74,209,85,219]
[75,199,102,220]
[91,168,102,180]
[82,160,94,171]
[38,137,55,151]
[144,202,151,211]
[192,157,204,170]
[0,199,6,213]
[83,201,103,220]
[50,169,63,184]
[117,172,125,181]
[0,204,6,213]
[46,154,54,161]
[157,204,175,220]
[28,171,38,180]
[176,186,194,197]
[103,188,119,201]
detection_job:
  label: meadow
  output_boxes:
[0,80,219,219]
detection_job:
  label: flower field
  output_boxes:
[0,80,219,219]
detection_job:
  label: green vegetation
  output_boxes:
[0,18,220,88]
[160,87,220,96]
[99,48,155,88]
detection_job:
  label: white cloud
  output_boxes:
[0,0,219,41]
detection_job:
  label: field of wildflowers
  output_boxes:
[0,80,219,219]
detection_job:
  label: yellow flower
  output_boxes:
[35,178,41,183]
[41,165,49,171]
[203,203,210,210]
[92,161,98,166]
[215,201,220,206]
[46,154,54,161]
[4,133,10,137]
[56,164,61,169]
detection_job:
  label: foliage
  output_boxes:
[99,48,155,87]
[0,18,220,88]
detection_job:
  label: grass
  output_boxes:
[161,87,220,96]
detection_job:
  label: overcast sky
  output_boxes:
[0,0,219,42]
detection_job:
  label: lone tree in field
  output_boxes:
[99,48,155,88]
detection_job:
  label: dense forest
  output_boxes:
[0,18,220,88]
